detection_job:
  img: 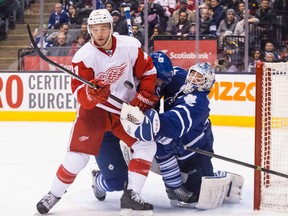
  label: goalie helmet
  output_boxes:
[87,9,113,35]
[183,62,215,93]
[150,51,173,88]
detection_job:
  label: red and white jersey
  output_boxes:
[71,35,157,114]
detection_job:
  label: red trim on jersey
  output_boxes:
[56,164,77,184]
[133,48,157,95]
[128,158,151,177]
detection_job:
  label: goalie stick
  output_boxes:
[26,24,127,105]
[185,146,288,179]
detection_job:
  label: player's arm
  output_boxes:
[130,48,159,111]
[71,61,110,109]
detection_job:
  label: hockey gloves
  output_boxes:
[130,89,160,112]
[86,79,110,104]
[120,103,160,142]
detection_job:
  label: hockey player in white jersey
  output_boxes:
[121,61,244,209]
[36,9,159,216]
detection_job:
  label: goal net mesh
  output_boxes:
[257,62,288,212]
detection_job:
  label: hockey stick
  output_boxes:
[27,24,125,105]
[185,146,288,179]
[124,7,133,36]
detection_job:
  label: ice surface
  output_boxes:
[0,122,287,216]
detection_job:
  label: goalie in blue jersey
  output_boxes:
[120,55,244,209]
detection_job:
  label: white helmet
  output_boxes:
[183,62,215,93]
[87,9,113,34]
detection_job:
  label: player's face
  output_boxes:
[90,24,111,47]
[187,70,204,87]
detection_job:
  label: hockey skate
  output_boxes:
[166,185,198,208]
[91,169,106,201]
[120,189,153,216]
[36,191,60,214]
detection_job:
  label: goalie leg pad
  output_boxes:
[224,172,244,203]
[196,176,230,209]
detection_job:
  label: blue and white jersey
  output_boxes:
[156,66,212,163]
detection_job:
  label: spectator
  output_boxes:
[184,22,196,36]
[119,2,131,21]
[46,23,73,46]
[199,8,216,37]
[69,33,86,55]
[111,10,128,35]
[77,3,93,24]
[31,24,52,49]
[96,0,108,9]
[75,0,93,9]
[236,1,245,20]
[148,24,171,52]
[248,47,263,72]
[217,8,238,47]
[79,22,90,42]
[68,4,80,28]
[60,0,76,12]
[263,41,281,61]
[105,1,115,13]
[224,39,244,72]
[154,0,177,17]
[46,32,70,56]
[132,24,144,47]
[133,1,145,27]
[255,0,274,42]
[170,11,190,36]
[171,0,195,26]
[264,52,275,62]
[210,0,226,28]
[233,10,259,37]
[143,0,169,38]
[48,2,70,29]
[16,0,25,24]
[175,0,195,11]
[214,56,229,72]
[121,0,139,18]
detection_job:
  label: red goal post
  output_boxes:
[254,61,288,212]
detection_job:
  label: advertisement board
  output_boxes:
[0,71,255,126]
[23,56,73,71]
[154,39,218,70]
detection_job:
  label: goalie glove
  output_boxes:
[120,103,160,141]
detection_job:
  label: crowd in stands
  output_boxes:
[23,0,288,72]
[0,0,35,40]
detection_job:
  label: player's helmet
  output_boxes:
[87,9,113,35]
[183,62,215,93]
[150,51,173,88]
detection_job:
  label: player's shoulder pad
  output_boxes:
[115,35,142,48]
[72,42,94,63]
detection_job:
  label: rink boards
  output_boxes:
[0,71,255,127]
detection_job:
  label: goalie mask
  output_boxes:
[183,62,215,93]
[150,51,173,89]
[87,9,113,35]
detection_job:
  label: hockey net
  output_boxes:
[254,61,288,212]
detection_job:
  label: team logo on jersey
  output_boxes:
[97,63,127,84]
[79,136,89,142]
[184,94,197,107]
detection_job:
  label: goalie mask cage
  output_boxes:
[254,61,288,212]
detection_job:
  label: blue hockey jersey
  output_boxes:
[156,66,213,164]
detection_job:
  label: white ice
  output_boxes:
[0,122,287,216]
